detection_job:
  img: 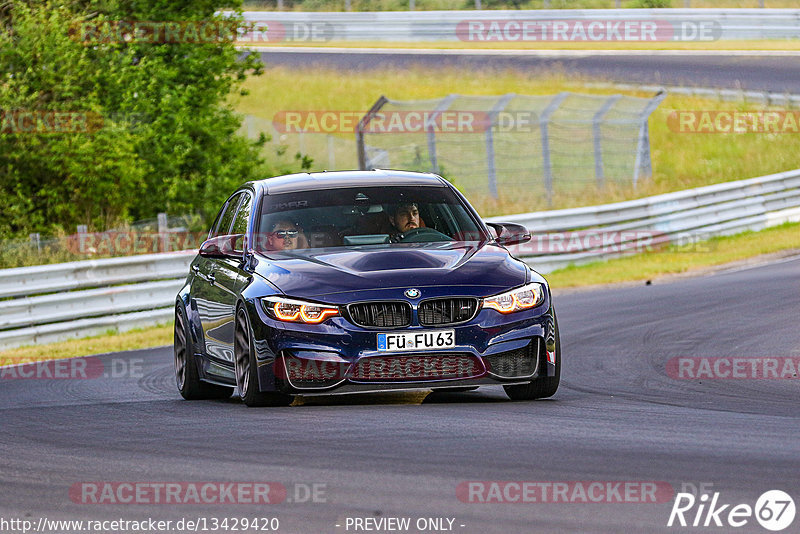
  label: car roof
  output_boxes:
[250,169,448,195]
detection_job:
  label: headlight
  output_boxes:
[261,296,339,324]
[483,283,544,314]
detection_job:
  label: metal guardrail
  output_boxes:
[0,170,798,349]
[0,252,193,350]
[0,280,184,331]
[587,83,800,109]
[239,9,800,42]
[0,251,193,299]
[490,168,800,273]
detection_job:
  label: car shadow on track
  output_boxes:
[181,387,535,407]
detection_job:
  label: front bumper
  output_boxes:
[247,298,557,396]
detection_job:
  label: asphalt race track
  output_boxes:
[2,255,799,533]
[256,48,800,93]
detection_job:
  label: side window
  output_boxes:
[231,193,252,235]
[210,193,243,238]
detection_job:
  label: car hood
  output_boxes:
[252,242,528,304]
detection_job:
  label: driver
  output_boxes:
[389,202,421,236]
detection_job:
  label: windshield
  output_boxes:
[254,185,486,252]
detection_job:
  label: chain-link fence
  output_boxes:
[240,93,664,210]
[242,114,360,171]
[356,92,665,207]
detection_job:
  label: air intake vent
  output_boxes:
[350,353,484,382]
[347,302,412,328]
[418,298,479,326]
[484,339,540,379]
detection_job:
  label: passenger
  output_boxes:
[266,220,306,251]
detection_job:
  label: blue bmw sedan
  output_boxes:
[174,170,560,406]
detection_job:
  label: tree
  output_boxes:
[0,0,268,236]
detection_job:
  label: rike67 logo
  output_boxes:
[668,490,795,531]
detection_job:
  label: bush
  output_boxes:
[632,0,672,7]
[0,1,272,238]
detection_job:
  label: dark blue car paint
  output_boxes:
[176,170,557,394]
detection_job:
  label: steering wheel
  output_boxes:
[396,227,451,243]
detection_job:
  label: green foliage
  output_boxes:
[0,0,273,238]
[632,0,672,7]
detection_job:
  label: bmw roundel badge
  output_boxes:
[404,288,421,299]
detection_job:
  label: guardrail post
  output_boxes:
[29,233,41,254]
[593,95,621,189]
[474,0,481,9]
[76,225,89,255]
[485,94,514,199]
[633,91,667,188]
[540,92,568,207]
[426,94,457,175]
[345,0,351,11]
[158,212,168,253]
[409,0,414,9]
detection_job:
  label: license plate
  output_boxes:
[377,330,455,352]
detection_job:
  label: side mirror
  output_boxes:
[486,222,531,247]
[199,234,244,259]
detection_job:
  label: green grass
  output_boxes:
[545,221,800,288]
[233,67,800,216]
[0,324,173,366]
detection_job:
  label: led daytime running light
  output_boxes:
[268,298,339,324]
[483,284,543,314]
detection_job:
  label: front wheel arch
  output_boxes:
[233,302,292,407]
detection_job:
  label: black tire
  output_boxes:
[174,305,234,400]
[504,313,561,401]
[234,306,293,407]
